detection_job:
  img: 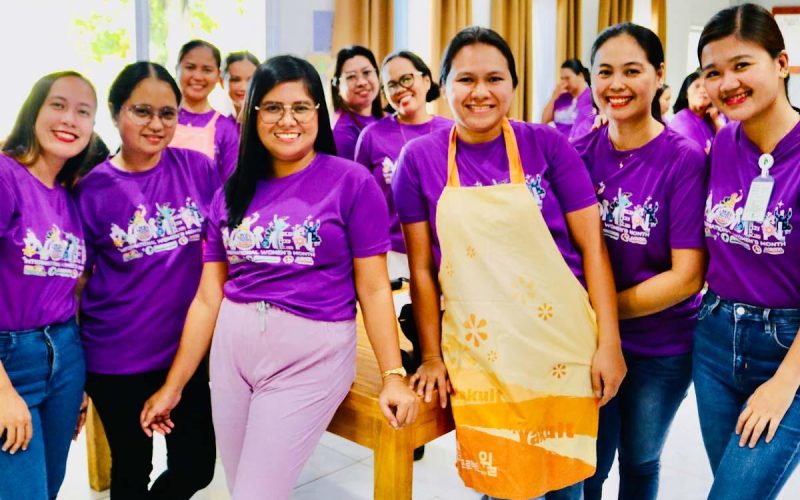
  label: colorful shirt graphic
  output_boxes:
[0,155,85,330]
[706,122,800,308]
[76,148,219,374]
[574,127,707,356]
[204,153,390,321]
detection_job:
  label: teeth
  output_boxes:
[276,133,300,139]
[608,97,631,105]
[469,105,491,112]
[54,131,76,140]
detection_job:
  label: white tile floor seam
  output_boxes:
[57,387,800,499]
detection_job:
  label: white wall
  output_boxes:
[581,0,600,63]
[533,0,558,121]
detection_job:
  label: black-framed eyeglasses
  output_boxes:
[125,104,178,126]
[254,102,320,124]
[384,72,422,94]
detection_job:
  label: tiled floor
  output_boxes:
[57,388,800,499]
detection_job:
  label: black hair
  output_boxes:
[672,71,703,114]
[331,45,383,122]
[381,50,441,113]
[591,23,665,122]
[177,39,222,69]
[224,51,260,76]
[2,71,98,188]
[440,26,518,88]
[561,58,590,85]
[108,62,181,119]
[225,55,335,229]
[698,3,790,98]
[75,132,110,185]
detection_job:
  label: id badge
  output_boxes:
[742,175,774,223]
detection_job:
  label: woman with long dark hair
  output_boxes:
[0,71,97,500]
[670,70,723,153]
[140,55,418,499]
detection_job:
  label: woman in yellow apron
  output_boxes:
[393,27,626,500]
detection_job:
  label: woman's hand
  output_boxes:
[591,342,626,407]
[73,392,89,441]
[0,385,32,453]
[408,357,451,408]
[379,376,420,429]
[139,386,182,437]
[736,373,799,448]
[591,113,609,131]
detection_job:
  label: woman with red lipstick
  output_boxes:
[693,4,800,498]
[355,50,452,279]
[574,24,708,500]
[393,26,624,499]
[331,45,384,160]
[76,62,219,499]
[0,71,97,500]
[171,39,240,181]
[223,51,259,121]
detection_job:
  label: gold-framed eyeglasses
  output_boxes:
[254,102,320,124]
[125,104,178,127]
[384,72,422,94]
[342,68,377,85]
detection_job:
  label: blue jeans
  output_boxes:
[0,319,86,500]
[693,290,800,500]
[583,351,692,500]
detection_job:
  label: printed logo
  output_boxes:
[705,190,793,255]
[525,174,547,208]
[597,186,659,245]
[222,212,322,266]
[381,156,396,184]
[553,99,578,126]
[109,198,204,261]
[22,224,85,278]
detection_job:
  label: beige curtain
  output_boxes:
[431,0,473,117]
[651,0,667,52]
[332,0,394,64]
[491,0,533,121]
[557,0,582,66]
[597,0,633,32]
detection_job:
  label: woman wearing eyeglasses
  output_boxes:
[331,45,384,160]
[139,55,418,499]
[355,50,452,279]
[75,62,219,499]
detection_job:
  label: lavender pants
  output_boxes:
[209,299,356,499]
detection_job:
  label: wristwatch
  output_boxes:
[381,367,407,379]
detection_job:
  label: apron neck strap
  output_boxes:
[446,117,525,187]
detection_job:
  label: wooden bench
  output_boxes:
[86,293,455,499]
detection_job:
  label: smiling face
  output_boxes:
[444,43,514,142]
[701,36,788,123]
[337,55,380,114]
[115,77,179,160]
[592,34,663,125]
[256,80,318,166]
[382,57,430,118]
[178,46,221,105]
[34,75,96,165]
[225,59,258,112]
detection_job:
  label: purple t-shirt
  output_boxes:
[76,148,220,374]
[205,153,391,321]
[0,155,85,331]
[333,110,378,160]
[553,87,594,139]
[355,115,453,253]
[669,108,715,153]
[574,127,708,356]
[392,120,597,283]
[178,108,240,181]
[705,121,800,308]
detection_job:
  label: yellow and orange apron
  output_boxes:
[170,111,220,160]
[436,119,599,499]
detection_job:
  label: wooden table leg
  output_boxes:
[373,422,414,500]
[86,401,111,492]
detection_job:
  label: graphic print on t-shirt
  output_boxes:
[109,197,204,262]
[596,183,660,245]
[381,156,396,184]
[705,190,794,255]
[525,174,547,208]
[222,212,323,266]
[22,224,85,279]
